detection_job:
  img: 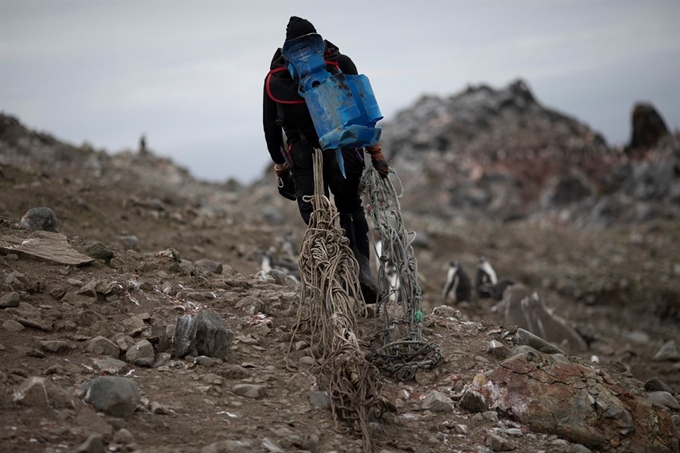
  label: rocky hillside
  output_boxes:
[378,80,680,227]
[1,99,679,453]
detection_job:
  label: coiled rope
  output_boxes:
[360,166,442,381]
[290,149,383,453]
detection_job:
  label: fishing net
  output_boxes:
[290,149,384,453]
[360,167,442,381]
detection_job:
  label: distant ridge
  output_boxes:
[377,79,680,226]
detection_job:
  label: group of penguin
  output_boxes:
[259,234,517,307]
[442,256,516,304]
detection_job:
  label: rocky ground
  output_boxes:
[1,109,679,453]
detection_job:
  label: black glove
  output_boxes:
[365,143,389,179]
[274,163,296,201]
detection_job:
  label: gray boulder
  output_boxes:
[19,207,60,232]
[13,376,74,408]
[421,390,454,412]
[194,259,223,275]
[196,309,230,360]
[84,376,141,418]
[502,284,588,353]
[125,339,155,367]
[87,336,120,358]
[0,291,20,308]
[174,314,198,358]
[174,309,230,359]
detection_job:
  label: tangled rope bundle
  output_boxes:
[292,149,383,453]
[360,167,441,381]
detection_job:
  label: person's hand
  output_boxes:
[371,155,389,179]
[273,162,289,177]
[274,163,296,201]
[365,143,389,179]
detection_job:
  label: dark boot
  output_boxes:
[355,252,380,304]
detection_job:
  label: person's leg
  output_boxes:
[325,149,369,255]
[326,148,380,303]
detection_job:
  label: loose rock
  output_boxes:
[20,207,60,233]
[308,390,331,410]
[421,390,454,412]
[174,314,198,358]
[92,357,128,375]
[195,309,230,360]
[488,340,511,359]
[39,340,71,353]
[486,433,516,451]
[83,240,114,262]
[653,340,680,362]
[150,401,170,414]
[504,285,587,353]
[149,320,170,353]
[112,428,135,446]
[74,434,105,453]
[644,377,674,394]
[16,316,53,332]
[4,270,28,287]
[87,336,120,358]
[119,235,138,250]
[194,356,216,367]
[0,291,20,308]
[78,279,116,300]
[84,376,141,418]
[13,376,74,408]
[125,339,155,367]
[232,383,267,399]
[647,391,680,411]
[194,258,223,275]
[3,319,25,332]
[201,440,254,453]
[514,328,564,355]
[49,285,67,300]
[234,295,265,315]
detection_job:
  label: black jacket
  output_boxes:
[262,40,358,164]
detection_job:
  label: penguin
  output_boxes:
[475,256,498,299]
[261,248,300,282]
[275,231,297,262]
[375,238,400,302]
[442,261,472,304]
[475,256,517,301]
[375,239,384,273]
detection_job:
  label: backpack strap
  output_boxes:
[266,67,306,105]
[266,61,341,105]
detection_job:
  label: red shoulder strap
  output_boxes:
[266,67,305,105]
[266,61,340,104]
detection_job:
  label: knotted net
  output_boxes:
[360,167,442,381]
[291,149,383,453]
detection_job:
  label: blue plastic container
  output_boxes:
[282,34,383,151]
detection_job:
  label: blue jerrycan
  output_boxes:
[282,34,382,176]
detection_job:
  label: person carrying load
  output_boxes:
[262,16,388,303]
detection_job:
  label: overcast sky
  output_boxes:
[1,0,678,184]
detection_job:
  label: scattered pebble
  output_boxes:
[0,291,20,308]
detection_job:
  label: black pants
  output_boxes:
[287,140,371,261]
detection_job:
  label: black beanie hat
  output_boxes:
[286,16,316,41]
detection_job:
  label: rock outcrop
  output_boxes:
[461,351,679,452]
[378,80,679,226]
[628,102,671,151]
